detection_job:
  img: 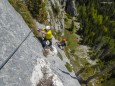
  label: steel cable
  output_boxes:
[0,31,32,70]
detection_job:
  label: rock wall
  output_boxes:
[46,0,77,35]
[0,0,80,86]
[0,0,43,85]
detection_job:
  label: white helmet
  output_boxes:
[46,26,50,30]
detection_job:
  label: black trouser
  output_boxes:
[42,38,52,49]
[61,42,66,46]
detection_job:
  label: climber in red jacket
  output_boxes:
[56,38,67,50]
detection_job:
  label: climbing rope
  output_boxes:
[0,31,32,70]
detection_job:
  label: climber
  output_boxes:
[56,38,67,50]
[39,26,53,51]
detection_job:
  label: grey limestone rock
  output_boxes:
[0,0,80,86]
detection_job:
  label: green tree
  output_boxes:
[25,0,47,23]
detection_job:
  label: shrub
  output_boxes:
[63,29,78,52]
[53,5,60,16]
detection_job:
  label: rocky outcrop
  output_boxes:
[45,0,77,36]
[0,0,80,86]
[61,0,77,16]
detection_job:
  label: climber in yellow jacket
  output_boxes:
[40,26,53,50]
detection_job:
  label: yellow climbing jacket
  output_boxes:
[46,30,52,40]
